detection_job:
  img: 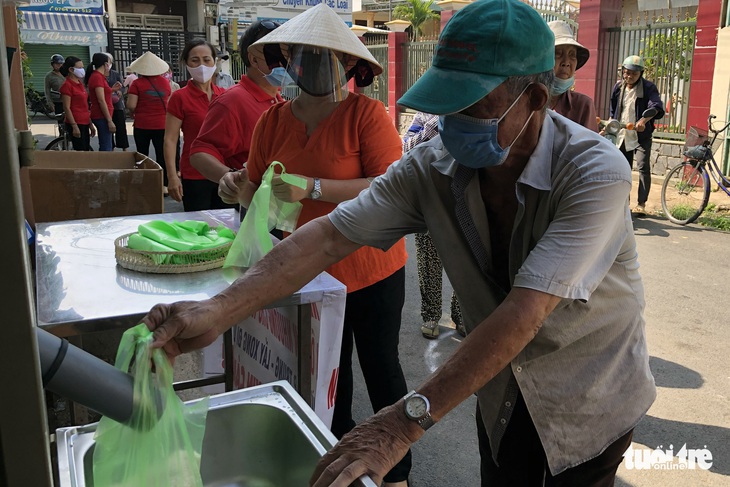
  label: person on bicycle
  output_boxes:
[59,56,95,151]
[45,54,65,117]
[608,55,664,215]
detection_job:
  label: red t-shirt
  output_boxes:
[87,70,112,121]
[247,93,407,292]
[59,78,90,125]
[167,82,224,180]
[190,76,283,170]
[129,75,170,130]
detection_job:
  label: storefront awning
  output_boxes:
[20,11,108,46]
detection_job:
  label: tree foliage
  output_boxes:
[641,20,695,83]
[393,0,440,40]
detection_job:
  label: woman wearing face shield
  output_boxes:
[218,5,410,486]
[547,21,597,131]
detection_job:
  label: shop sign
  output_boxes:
[217,0,352,26]
[21,29,106,46]
[19,0,104,16]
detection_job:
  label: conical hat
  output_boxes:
[250,4,382,77]
[128,51,168,76]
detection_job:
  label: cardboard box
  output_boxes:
[21,151,163,227]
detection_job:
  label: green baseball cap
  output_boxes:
[398,0,555,115]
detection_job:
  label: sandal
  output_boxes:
[420,320,439,339]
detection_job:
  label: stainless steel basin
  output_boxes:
[56,381,377,487]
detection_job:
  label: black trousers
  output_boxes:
[111,109,129,149]
[620,137,653,205]
[331,266,411,483]
[65,123,91,151]
[134,128,167,186]
[181,178,237,212]
[476,394,633,486]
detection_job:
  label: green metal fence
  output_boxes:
[597,9,697,140]
[361,34,389,106]
[402,38,437,96]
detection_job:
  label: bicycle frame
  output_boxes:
[694,115,730,195]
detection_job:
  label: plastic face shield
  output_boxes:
[285,45,349,101]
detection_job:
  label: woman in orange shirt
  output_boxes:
[219,5,410,486]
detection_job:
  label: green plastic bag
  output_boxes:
[224,161,306,268]
[93,324,209,487]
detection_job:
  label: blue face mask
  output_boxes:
[551,76,574,96]
[438,87,532,169]
[263,67,294,88]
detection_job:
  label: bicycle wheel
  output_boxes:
[661,161,710,225]
[45,137,68,151]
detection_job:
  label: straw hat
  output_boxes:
[249,3,382,77]
[548,20,589,70]
[127,51,168,76]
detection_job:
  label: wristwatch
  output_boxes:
[310,177,322,200]
[403,390,434,431]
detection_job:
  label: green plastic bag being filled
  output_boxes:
[224,161,306,268]
[93,324,209,487]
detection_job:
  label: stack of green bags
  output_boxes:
[127,220,236,265]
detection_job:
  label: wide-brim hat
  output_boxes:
[548,20,589,70]
[249,3,382,77]
[398,0,555,115]
[127,51,168,76]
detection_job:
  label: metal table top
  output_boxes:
[35,209,345,337]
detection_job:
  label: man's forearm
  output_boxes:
[212,217,360,335]
[417,287,561,423]
[190,152,230,183]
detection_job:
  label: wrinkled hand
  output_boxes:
[309,403,422,487]
[107,120,116,133]
[167,176,183,202]
[272,174,309,203]
[218,168,249,205]
[142,299,225,363]
[635,119,647,132]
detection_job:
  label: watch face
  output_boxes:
[405,396,428,419]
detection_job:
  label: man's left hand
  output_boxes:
[635,119,647,132]
[309,403,422,486]
[272,174,309,202]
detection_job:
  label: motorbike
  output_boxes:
[597,108,659,145]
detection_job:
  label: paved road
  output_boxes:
[30,116,729,486]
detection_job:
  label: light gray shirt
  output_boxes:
[329,111,656,475]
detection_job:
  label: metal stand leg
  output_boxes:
[297,304,313,406]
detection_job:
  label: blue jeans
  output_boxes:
[92,118,113,151]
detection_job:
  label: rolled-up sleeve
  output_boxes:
[329,155,426,250]
[514,167,632,301]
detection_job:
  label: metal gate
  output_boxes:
[362,34,389,107]
[596,9,697,140]
[107,29,205,84]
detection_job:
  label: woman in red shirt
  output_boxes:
[59,56,94,151]
[126,52,171,191]
[85,52,119,151]
[164,39,225,210]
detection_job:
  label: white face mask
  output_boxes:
[186,64,216,84]
[73,67,86,79]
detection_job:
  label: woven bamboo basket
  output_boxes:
[114,233,234,274]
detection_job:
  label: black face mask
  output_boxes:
[346,59,374,88]
[287,48,346,97]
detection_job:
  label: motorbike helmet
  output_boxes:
[622,55,644,72]
[51,54,64,64]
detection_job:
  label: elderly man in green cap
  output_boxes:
[142,0,655,485]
